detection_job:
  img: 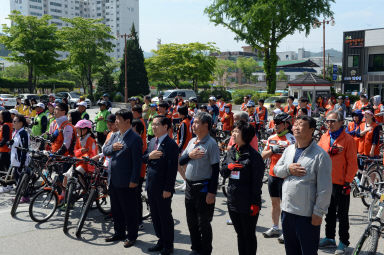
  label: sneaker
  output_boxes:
[0,186,11,193]
[263,227,280,238]
[319,238,336,248]
[278,234,284,244]
[334,242,347,254]
[20,196,30,203]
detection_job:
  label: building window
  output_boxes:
[30,5,43,10]
[30,11,43,16]
[368,54,384,72]
[30,0,42,3]
[347,55,359,68]
[50,2,61,7]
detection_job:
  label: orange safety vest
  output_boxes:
[172,106,180,120]
[354,100,369,110]
[256,106,267,124]
[318,130,358,185]
[325,104,335,116]
[51,120,76,156]
[74,135,98,172]
[177,118,192,151]
[240,102,247,111]
[266,133,295,177]
[221,112,234,131]
[284,105,296,120]
[358,122,380,156]
[347,121,361,149]
[374,104,384,124]
[217,101,225,118]
[0,122,12,153]
[345,99,350,107]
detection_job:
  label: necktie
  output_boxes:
[155,138,159,150]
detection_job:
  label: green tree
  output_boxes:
[0,11,62,92]
[145,42,218,92]
[119,24,149,98]
[277,70,288,81]
[0,64,28,79]
[98,61,117,96]
[214,59,236,86]
[205,0,333,93]
[58,17,114,99]
[236,57,259,84]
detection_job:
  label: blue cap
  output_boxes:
[246,101,255,107]
[150,103,157,107]
[103,93,109,97]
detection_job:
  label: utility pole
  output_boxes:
[314,18,335,79]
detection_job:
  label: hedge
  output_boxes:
[0,77,75,90]
[232,89,277,104]
[198,89,232,103]
[151,81,211,91]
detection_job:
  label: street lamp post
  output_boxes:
[117,32,133,103]
[313,18,335,79]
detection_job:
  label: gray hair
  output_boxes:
[234,111,249,122]
[326,110,344,121]
[194,111,213,130]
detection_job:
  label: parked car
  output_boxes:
[0,94,17,109]
[152,89,197,103]
[56,92,91,109]
[19,94,40,102]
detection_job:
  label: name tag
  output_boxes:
[230,171,240,179]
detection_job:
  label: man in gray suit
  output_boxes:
[103,109,143,248]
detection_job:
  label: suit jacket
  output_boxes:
[103,129,143,188]
[143,135,178,194]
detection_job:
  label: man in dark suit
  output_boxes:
[143,115,178,255]
[103,109,143,248]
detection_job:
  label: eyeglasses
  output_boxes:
[325,119,338,124]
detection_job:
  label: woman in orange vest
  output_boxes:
[0,110,13,190]
[358,110,380,157]
[373,95,384,124]
[346,110,363,149]
[177,105,192,153]
[325,98,335,116]
[221,103,234,134]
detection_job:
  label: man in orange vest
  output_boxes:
[49,103,77,156]
[373,95,384,124]
[241,95,251,112]
[318,110,358,254]
[256,99,268,126]
[284,96,297,120]
[216,95,225,118]
[345,110,363,149]
[352,94,370,111]
[261,112,295,243]
[297,97,311,117]
[221,103,234,134]
[344,96,351,116]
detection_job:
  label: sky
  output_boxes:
[1,0,384,53]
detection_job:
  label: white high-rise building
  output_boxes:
[9,0,139,59]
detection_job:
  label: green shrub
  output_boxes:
[198,89,232,103]
[54,88,70,93]
[0,88,11,94]
[232,89,277,104]
[0,77,75,91]
[113,93,123,102]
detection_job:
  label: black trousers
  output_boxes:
[97,132,107,146]
[282,211,321,255]
[325,184,350,245]
[185,185,215,255]
[228,210,258,255]
[148,189,174,249]
[109,184,138,241]
[136,177,144,225]
[0,152,10,173]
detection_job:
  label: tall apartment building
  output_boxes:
[9,0,139,59]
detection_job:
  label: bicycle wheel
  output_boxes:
[63,181,75,234]
[29,189,58,223]
[221,177,228,197]
[142,193,151,220]
[11,173,30,217]
[352,225,379,255]
[95,185,111,215]
[76,188,96,238]
[361,166,383,208]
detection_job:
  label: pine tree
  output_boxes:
[119,24,149,97]
[97,66,115,95]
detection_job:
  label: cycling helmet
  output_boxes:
[273,112,291,125]
[352,109,363,117]
[246,101,255,107]
[75,119,92,129]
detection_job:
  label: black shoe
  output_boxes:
[189,251,200,255]
[105,235,125,242]
[160,247,174,255]
[148,243,163,252]
[123,239,136,248]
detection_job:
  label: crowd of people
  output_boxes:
[0,90,383,255]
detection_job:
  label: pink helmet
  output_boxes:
[75,119,92,129]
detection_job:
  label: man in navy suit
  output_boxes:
[144,115,179,255]
[103,109,143,248]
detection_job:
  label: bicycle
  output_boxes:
[351,155,384,208]
[352,184,384,254]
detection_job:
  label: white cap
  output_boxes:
[9,109,18,115]
[209,96,216,101]
[273,108,282,115]
[36,102,45,109]
[78,101,87,107]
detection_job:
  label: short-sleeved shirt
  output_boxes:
[183,135,220,181]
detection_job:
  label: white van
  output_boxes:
[152,89,197,103]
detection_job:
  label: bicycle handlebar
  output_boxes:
[358,185,382,200]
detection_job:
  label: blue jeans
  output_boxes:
[281,211,321,255]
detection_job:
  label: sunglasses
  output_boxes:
[325,119,338,124]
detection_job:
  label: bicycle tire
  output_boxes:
[95,185,111,215]
[63,181,75,234]
[76,188,96,238]
[221,177,228,197]
[352,225,379,255]
[142,194,151,220]
[11,173,29,217]
[29,189,58,223]
[361,166,383,208]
